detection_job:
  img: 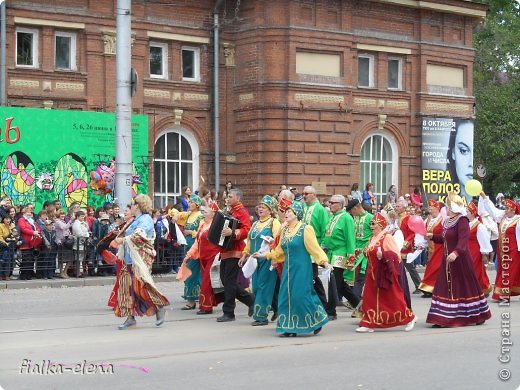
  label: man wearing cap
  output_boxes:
[218,188,254,322]
[302,185,336,318]
[322,194,360,315]
[345,199,373,299]
[479,193,520,301]
[395,199,422,294]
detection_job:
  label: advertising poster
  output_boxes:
[0,107,149,210]
[421,117,474,205]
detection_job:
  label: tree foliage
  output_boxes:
[473,0,520,197]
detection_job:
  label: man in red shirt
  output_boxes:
[217,188,255,322]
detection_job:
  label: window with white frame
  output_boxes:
[182,47,200,82]
[360,133,398,205]
[357,54,374,88]
[154,130,199,207]
[149,42,168,79]
[16,28,38,68]
[55,32,77,70]
[388,57,402,90]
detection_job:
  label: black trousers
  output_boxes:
[404,261,421,289]
[312,263,337,316]
[271,275,280,314]
[333,267,360,310]
[20,249,37,279]
[220,257,254,316]
[353,272,366,300]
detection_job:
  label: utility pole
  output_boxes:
[115,0,133,208]
[1,0,7,105]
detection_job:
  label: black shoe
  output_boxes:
[280,332,297,337]
[216,315,235,322]
[421,292,432,298]
[412,289,422,295]
[313,327,322,335]
[271,312,278,322]
[328,315,337,321]
[476,320,485,326]
[248,304,254,317]
[251,320,269,326]
[197,310,213,315]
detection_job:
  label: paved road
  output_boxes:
[1,273,519,390]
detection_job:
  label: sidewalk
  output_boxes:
[0,274,179,290]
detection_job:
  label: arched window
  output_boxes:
[153,129,199,207]
[360,133,398,206]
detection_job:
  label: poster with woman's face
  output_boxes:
[421,117,474,205]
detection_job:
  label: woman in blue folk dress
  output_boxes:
[174,194,204,310]
[240,195,281,326]
[260,201,330,337]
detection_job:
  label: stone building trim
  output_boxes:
[10,79,39,88]
[14,17,85,29]
[356,44,411,55]
[147,31,209,44]
[374,0,486,17]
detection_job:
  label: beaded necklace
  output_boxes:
[250,217,273,240]
[443,215,462,230]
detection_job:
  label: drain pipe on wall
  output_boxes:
[213,0,224,192]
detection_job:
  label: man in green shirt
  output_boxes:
[345,199,373,299]
[302,186,336,319]
[321,194,360,317]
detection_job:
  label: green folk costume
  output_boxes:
[344,211,373,284]
[303,200,329,245]
[245,217,281,322]
[269,221,329,334]
[322,209,356,267]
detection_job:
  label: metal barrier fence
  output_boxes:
[1,236,186,280]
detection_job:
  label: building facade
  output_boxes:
[4,0,486,206]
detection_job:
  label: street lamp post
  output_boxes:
[115,0,133,208]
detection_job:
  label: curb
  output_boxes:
[0,274,179,290]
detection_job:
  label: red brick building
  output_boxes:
[4,0,486,206]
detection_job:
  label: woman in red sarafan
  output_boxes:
[418,199,444,297]
[466,202,492,295]
[184,201,222,314]
[426,193,491,328]
[478,194,520,301]
[356,213,417,333]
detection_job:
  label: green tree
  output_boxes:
[473,0,520,197]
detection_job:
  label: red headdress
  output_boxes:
[208,201,219,213]
[278,198,292,213]
[467,202,478,217]
[372,212,388,229]
[505,199,519,214]
[428,199,442,211]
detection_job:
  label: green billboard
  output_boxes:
[0,107,149,211]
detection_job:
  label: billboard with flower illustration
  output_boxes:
[0,107,148,210]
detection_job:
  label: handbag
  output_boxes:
[210,253,224,291]
[62,235,75,249]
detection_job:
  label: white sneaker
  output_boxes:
[356,326,374,333]
[404,315,418,332]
